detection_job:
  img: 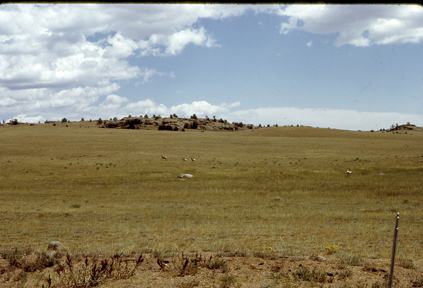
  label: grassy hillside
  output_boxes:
[1,123,422,260]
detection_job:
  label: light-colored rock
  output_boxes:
[178,174,193,178]
[47,241,67,253]
[309,254,326,262]
[45,250,57,258]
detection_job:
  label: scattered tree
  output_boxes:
[81,118,85,122]
[9,119,19,125]
[61,118,67,123]
[190,114,198,120]
[97,118,103,125]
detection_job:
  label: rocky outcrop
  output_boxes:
[100,116,255,131]
[386,123,423,132]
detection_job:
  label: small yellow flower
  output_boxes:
[324,245,339,254]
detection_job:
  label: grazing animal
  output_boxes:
[161,155,167,160]
[191,158,196,162]
[182,158,187,162]
[346,169,352,176]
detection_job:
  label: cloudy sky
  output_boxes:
[1,4,423,130]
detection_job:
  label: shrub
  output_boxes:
[61,118,67,123]
[45,253,144,287]
[97,118,103,125]
[24,252,60,272]
[294,266,327,283]
[411,275,423,287]
[338,268,353,280]
[206,256,227,272]
[324,245,338,255]
[9,119,19,125]
[220,274,236,287]
[397,258,416,269]
[338,254,367,267]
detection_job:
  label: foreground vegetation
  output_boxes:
[0,122,422,286]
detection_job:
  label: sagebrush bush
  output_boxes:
[397,258,416,269]
[338,254,367,267]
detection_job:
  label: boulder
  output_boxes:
[45,250,58,258]
[309,254,326,262]
[178,174,193,179]
[47,241,67,253]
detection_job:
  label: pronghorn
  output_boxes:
[346,168,352,176]
[182,158,187,162]
[191,158,196,162]
[161,155,167,160]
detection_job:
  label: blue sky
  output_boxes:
[1,4,423,130]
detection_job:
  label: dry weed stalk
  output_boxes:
[42,252,144,288]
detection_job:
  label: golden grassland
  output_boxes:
[1,122,422,260]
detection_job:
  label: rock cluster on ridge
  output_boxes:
[99,115,254,131]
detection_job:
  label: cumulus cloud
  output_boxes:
[0,4,259,123]
[6,96,423,131]
[2,4,422,130]
[276,5,423,47]
[0,4,261,123]
[169,101,239,117]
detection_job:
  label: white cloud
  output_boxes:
[0,4,258,123]
[276,4,423,47]
[138,27,219,57]
[6,96,422,131]
[227,106,423,131]
[306,40,312,47]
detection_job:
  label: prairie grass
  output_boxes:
[1,124,423,259]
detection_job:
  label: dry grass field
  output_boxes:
[0,122,422,287]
